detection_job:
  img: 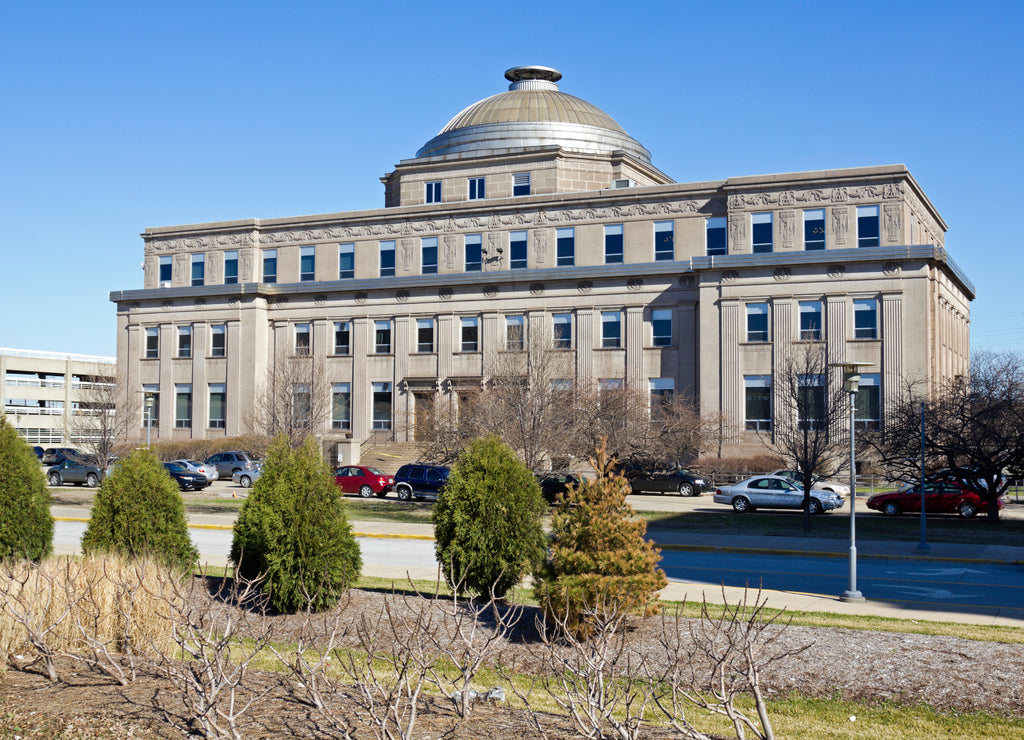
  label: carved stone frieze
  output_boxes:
[533,230,549,264]
[831,207,849,246]
[206,254,220,284]
[728,214,746,248]
[400,238,414,270]
[174,254,187,284]
[778,210,795,248]
[240,249,254,282]
[444,235,458,269]
[883,204,903,243]
[831,187,849,203]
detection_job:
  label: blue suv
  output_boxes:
[393,464,449,501]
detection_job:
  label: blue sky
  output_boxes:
[2,1,1022,357]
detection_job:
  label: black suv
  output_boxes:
[393,464,450,501]
[537,473,582,504]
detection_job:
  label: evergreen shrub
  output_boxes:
[0,418,53,561]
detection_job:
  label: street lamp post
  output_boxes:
[830,361,873,604]
[916,401,930,553]
[145,395,155,447]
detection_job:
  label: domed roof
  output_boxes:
[415,66,651,163]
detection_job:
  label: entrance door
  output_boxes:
[413,392,435,441]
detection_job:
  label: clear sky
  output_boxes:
[2,1,1021,358]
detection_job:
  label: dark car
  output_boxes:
[47,459,106,488]
[164,461,211,492]
[334,465,395,498]
[41,447,82,466]
[867,481,1001,519]
[31,446,44,461]
[537,473,581,504]
[203,451,259,478]
[393,464,450,501]
[625,468,710,497]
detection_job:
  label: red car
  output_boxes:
[866,481,1002,519]
[334,465,394,498]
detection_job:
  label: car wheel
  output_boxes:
[397,486,412,502]
[883,501,901,517]
[809,499,823,515]
[48,473,62,487]
[358,484,374,498]
[958,501,978,518]
[239,475,252,488]
[85,473,99,488]
[678,482,695,497]
[732,496,751,513]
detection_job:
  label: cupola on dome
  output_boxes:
[414,66,651,163]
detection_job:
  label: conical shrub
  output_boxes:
[0,417,53,561]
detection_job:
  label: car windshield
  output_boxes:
[366,467,386,475]
[165,463,185,471]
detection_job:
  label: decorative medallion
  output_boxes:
[627,278,643,292]
[128,301,140,313]
[355,292,368,304]
[439,288,453,300]
[275,296,289,306]
[772,267,791,282]
[483,285,498,298]
[315,294,328,306]
[576,280,593,294]
[831,187,849,202]
[679,275,695,288]
[160,300,173,311]
[228,296,241,307]
[827,264,846,279]
[529,283,545,296]
[721,270,739,284]
[883,262,901,277]
[194,298,206,308]
[395,290,409,303]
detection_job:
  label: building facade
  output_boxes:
[110,66,973,461]
[1,348,117,447]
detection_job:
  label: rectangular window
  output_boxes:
[159,256,172,285]
[556,227,575,267]
[210,325,226,357]
[509,230,528,269]
[174,384,192,429]
[854,298,878,339]
[505,315,524,351]
[191,254,205,286]
[372,382,392,430]
[262,249,277,283]
[208,383,226,429]
[651,309,672,347]
[655,221,674,261]
[417,318,434,353]
[177,326,192,358]
[468,177,485,200]
[332,383,351,430]
[744,376,772,431]
[855,374,881,430]
[460,317,479,352]
[425,181,441,204]
[513,172,530,196]
[421,237,438,275]
[706,216,727,256]
[145,327,159,359]
[465,234,482,272]
[857,205,880,247]
[650,378,674,420]
[338,243,355,279]
[375,319,391,354]
[294,323,311,356]
[143,384,159,428]
[601,311,622,349]
[798,374,826,430]
[604,224,624,264]
[553,313,572,349]
[292,384,311,426]
[223,251,238,284]
[751,212,773,253]
[300,246,316,282]
[333,321,350,355]
[804,209,826,250]
[799,301,823,341]
[746,303,769,342]
[379,240,396,277]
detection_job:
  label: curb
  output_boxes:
[654,541,1022,566]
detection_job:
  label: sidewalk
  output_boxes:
[51,506,1024,628]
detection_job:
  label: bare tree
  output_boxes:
[763,347,851,531]
[247,348,331,448]
[69,375,139,469]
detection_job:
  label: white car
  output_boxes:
[770,469,850,497]
[714,475,845,514]
[232,467,262,488]
[170,459,219,482]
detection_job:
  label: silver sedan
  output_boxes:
[713,475,845,514]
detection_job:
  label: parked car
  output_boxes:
[537,473,582,504]
[170,459,219,482]
[47,459,106,488]
[31,446,44,461]
[713,475,845,514]
[232,467,262,488]
[866,481,1002,518]
[163,461,211,491]
[203,451,259,478]
[625,468,710,497]
[41,447,82,465]
[334,465,394,498]
[393,464,450,501]
[770,469,850,497]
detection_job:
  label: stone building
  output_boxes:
[109,65,973,461]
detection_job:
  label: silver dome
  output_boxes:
[415,66,651,163]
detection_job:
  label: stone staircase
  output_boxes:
[359,442,427,473]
